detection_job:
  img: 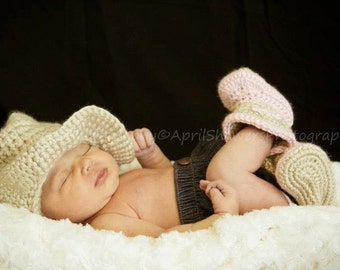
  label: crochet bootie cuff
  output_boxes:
[275,143,335,205]
[222,101,296,154]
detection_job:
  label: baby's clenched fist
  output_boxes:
[129,128,156,159]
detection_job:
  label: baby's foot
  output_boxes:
[217,67,296,152]
[218,67,293,126]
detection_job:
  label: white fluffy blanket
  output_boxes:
[1,162,340,270]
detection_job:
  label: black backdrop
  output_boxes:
[1,0,339,161]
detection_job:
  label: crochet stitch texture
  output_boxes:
[0,105,135,214]
[218,67,296,154]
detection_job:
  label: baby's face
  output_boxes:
[41,143,119,223]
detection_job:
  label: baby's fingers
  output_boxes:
[142,128,155,147]
[208,187,225,201]
[129,131,139,151]
[200,180,236,198]
[212,181,236,197]
[130,128,154,151]
[199,180,211,194]
[200,180,222,199]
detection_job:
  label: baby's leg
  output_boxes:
[206,125,288,214]
[207,67,295,214]
[207,126,288,213]
[212,67,334,208]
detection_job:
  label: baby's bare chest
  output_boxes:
[104,167,180,227]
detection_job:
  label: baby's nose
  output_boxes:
[80,157,92,175]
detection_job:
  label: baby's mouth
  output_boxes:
[95,168,108,187]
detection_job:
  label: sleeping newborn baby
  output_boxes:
[0,68,335,237]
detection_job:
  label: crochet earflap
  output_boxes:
[0,106,135,214]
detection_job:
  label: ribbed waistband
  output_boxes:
[174,157,214,224]
[173,138,224,224]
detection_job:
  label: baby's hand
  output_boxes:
[129,128,156,159]
[200,180,239,215]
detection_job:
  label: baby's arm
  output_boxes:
[129,128,172,168]
[90,180,239,237]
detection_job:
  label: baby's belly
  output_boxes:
[117,166,181,229]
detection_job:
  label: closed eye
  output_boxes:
[61,170,71,186]
[83,145,92,155]
[61,145,92,186]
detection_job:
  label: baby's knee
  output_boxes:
[206,161,238,184]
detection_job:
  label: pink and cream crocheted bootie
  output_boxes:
[218,67,296,154]
[275,143,335,205]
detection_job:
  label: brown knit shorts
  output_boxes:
[174,135,280,224]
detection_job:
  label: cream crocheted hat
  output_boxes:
[218,67,296,155]
[0,105,135,214]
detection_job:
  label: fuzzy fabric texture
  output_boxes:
[0,161,339,270]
